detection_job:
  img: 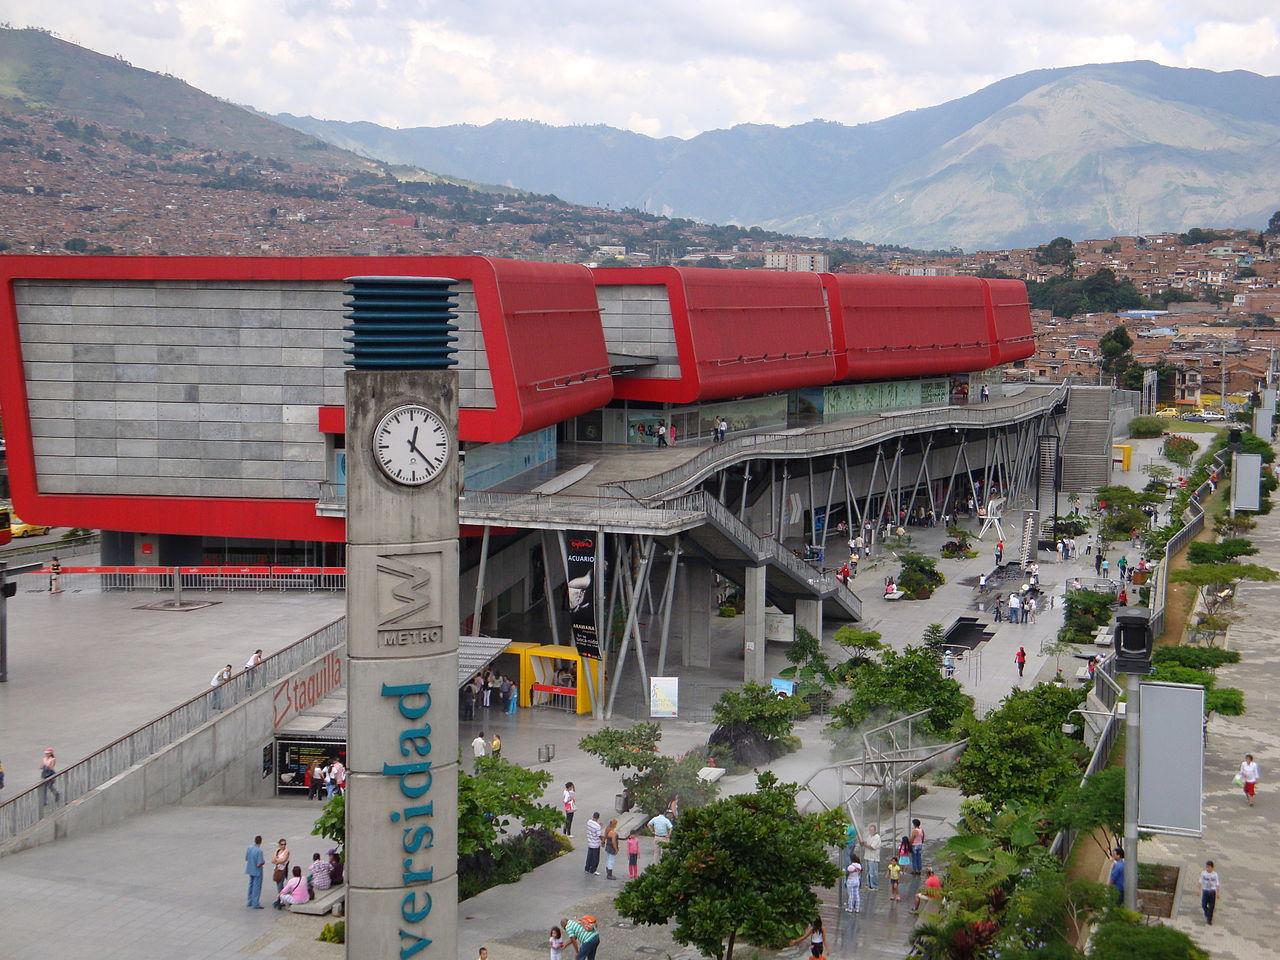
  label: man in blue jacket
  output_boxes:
[245,834,266,908]
[1108,847,1125,904]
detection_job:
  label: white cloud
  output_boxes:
[1,1,1277,137]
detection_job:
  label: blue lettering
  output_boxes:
[402,860,434,885]
[382,681,432,720]
[399,724,433,757]
[382,761,434,799]
[402,824,435,853]
[400,929,432,959]
[402,889,433,923]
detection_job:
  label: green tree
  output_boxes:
[829,645,974,737]
[313,794,345,851]
[1053,766,1124,858]
[579,723,719,814]
[614,773,842,960]
[1264,209,1280,236]
[954,685,1086,808]
[1035,236,1075,268]
[458,756,562,856]
[711,683,807,741]
[778,626,835,699]
[63,237,89,252]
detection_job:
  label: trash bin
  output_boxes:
[615,791,633,813]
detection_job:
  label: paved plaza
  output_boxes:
[0,585,342,794]
[1141,490,1280,959]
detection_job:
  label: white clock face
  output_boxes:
[372,404,450,486]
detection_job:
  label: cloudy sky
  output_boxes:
[5,1,1279,138]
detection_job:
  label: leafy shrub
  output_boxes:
[318,921,346,944]
[1090,909,1209,959]
[458,826,571,900]
[1162,434,1198,467]
[711,683,807,742]
[313,794,344,851]
[896,553,945,599]
[1152,646,1240,669]
[459,757,561,856]
[1128,415,1166,438]
[1047,515,1090,538]
[718,605,737,618]
[829,645,974,739]
[954,684,1086,809]
[1150,663,1216,689]
[1059,588,1115,644]
[580,723,719,814]
[1206,687,1245,715]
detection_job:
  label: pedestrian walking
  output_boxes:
[668,424,677,446]
[627,831,641,877]
[1015,646,1027,678]
[1094,552,1103,575]
[271,838,291,893]
[460,682,474,721]
[861,826,881,889]
[49,555,62,594]
[994,596,1004,622]
[245,835,266,909]
[1238,753,1260,805]
[718,417,729,443]
[604,818,620,879]
[844,856,863,913]
[887,858,902,901]
[562,781,577,834]
[471,731,487,771]
[564,915,601,960]
[843,820,858,866]
[657,422,668,447]
[807,917,825,958]
[648,810,673,862]
[1008,592,1021,625]
[1109,847,1125,903]
[584,812,602,875]
[943,649,955,679]
[39,748,60,805]
[1200,860,1219,924]
[1027,596,1038,624]
[995,539,1004,565]
[909,818,925,875]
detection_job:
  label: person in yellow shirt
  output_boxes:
[887,860,902,901]
[490,733,502,758]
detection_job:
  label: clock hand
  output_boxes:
[408,425,419,450]
[409,438,435,462]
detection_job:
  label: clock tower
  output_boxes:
[342,277,460,960]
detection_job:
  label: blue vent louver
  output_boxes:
[342,275,458,370]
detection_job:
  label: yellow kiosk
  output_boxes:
[507,641,599,715]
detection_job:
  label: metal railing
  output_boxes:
[461,490,704,532]
[611,385,1069,501]
[0,532,99,562]
[1049,705,1121,862]
[16,565,347,593]
[0,617,346,843]
[1149,448,1230,636]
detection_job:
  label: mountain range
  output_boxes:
[276,61,1280,250]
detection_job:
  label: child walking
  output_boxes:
[626,831,641,878]
[888,859,902,901]
[549,926,565,960]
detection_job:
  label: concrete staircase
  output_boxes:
[1060,386,1113,492]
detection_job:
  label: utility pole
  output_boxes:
[1221,340,1227,411]
[0,561,42,682]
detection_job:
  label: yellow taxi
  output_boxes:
[1154,408,1181,419]
[10,517,52,538]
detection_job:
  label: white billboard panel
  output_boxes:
[1138,681,1205,836]
[1232,452,1263,513]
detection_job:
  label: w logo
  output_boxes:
[378,555,436,627]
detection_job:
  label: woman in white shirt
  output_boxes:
[563,782,577,835]
[861,828,882,889]
[1239,754,1260,806]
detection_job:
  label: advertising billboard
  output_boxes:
[1138,681,1205,836]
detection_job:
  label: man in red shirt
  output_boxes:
[910,867,943,914]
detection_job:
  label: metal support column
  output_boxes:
[471,525,490,634]
[540,531,561,646]
[1123,672,1140,911]
[656,537,682,675]
[606,537,657,718]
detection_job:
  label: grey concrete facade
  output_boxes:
[344,368,460,960]
[594,284,679,377]
[15,279,492,499]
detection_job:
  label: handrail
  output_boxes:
[611,385,1069,501]
[0,617,346,843]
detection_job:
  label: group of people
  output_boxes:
[710,417,730,443]
[471,730,504,766]
[461,671,519,720]
[545,915,601,960]
[209,648,268,708]
[303,757,345,800]
[243,835,343,911]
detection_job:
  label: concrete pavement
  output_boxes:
[0,586,342,794]
[1140,486,1280,958]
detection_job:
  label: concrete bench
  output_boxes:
[698,766,726,783]
[290,884,345,916]
[884,591,905,601]
[1074,667,1092,683]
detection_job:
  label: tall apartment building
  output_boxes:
[764,250,829,273]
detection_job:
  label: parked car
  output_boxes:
[1200,411,1227,422]
[1154,408,1182,419]
[9,517,51,538]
